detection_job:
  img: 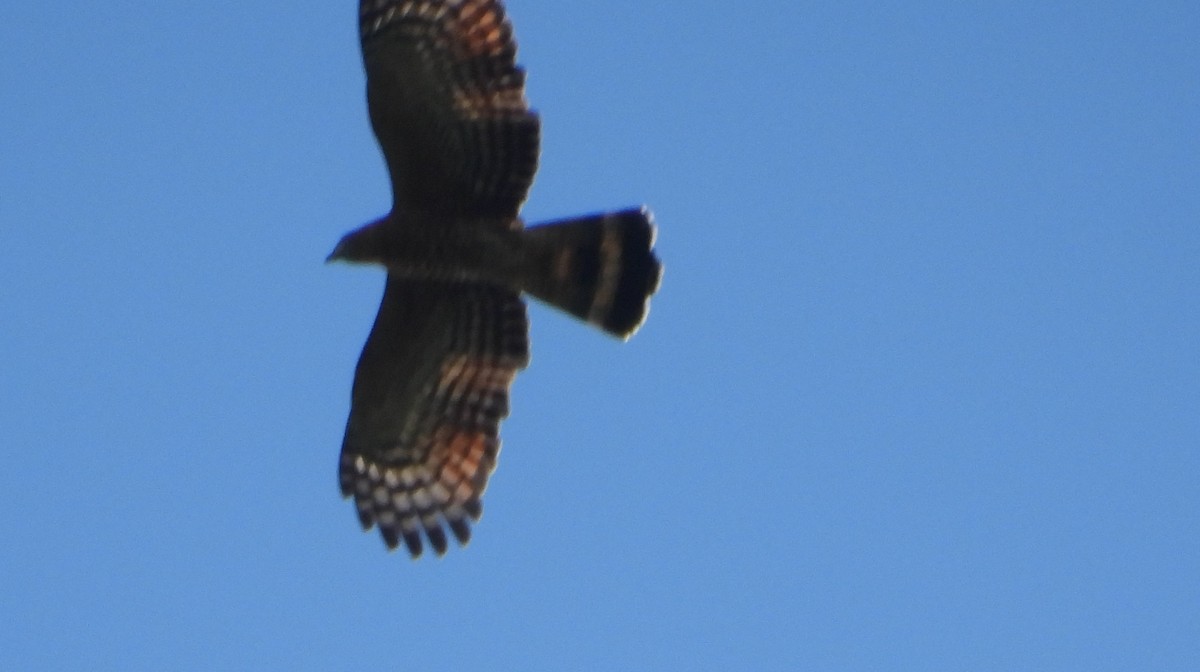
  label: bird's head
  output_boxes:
[326,217,388,265]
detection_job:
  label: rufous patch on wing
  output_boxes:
[455,1,508,57]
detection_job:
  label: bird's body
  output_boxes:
[332,211,526,285]
[329,0,662,558]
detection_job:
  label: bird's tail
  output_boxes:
[520,207,663,338]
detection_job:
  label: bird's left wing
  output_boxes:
[360,0,540,218]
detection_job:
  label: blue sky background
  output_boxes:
[2,1,1198,669]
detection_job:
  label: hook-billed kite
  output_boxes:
[327,0,662,557]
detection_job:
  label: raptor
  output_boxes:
[328,0,663,557]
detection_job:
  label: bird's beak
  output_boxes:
[325,241,347,264]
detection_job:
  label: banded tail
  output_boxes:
[521,207,662,338]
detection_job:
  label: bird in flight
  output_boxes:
[327,0,663,558]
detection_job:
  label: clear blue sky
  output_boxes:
[2,1,1198,669]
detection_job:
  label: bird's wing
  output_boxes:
[338,276,530,557]
[360,0,540,218]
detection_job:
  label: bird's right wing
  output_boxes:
[338,276,530,557]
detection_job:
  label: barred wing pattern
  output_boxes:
[339,278,530,557]
[360,0,540,218]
